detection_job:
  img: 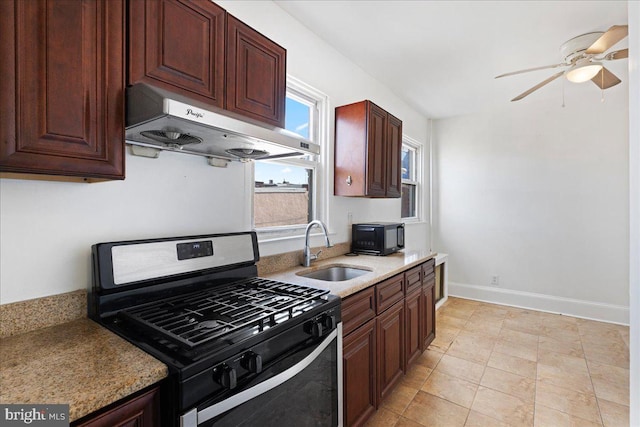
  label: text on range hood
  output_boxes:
[125,84,320,162]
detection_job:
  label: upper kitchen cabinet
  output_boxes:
[334,100,403,198]
[0,0,125,180]
[128,0,226,108]
[128,1,286,128]
[226,15,286,128]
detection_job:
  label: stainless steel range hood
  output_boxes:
[125,84,320,162]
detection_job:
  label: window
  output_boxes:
[401,138,421,220]
[253,77,327,233]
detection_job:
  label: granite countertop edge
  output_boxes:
[0,318,168,422]
[264,247,437,298]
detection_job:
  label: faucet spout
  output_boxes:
[302,220,332,267]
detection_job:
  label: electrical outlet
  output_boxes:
[347,212,353,228]
[491,275,499,286]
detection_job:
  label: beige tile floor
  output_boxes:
[364,297,630,427]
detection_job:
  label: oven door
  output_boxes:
[180,324,343,427]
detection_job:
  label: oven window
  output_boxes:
[202,338,338,427]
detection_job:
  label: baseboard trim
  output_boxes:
[449,282,629,325]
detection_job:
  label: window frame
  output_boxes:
[401,136,422,222]
[252,76,329,241]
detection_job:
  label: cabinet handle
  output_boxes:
[346,175,352,186]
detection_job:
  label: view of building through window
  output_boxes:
[254,164,312,228]
[254,93,316,229]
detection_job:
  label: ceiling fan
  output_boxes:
[496,25,628,102]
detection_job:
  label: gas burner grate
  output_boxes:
[118,278,329,349]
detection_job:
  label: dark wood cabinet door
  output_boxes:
[343,320,377,427]
[334,100,402,198]
[376,300,405,405]
[226,15,286,127]
[334,101,367,197]
[74,386,160,427]
[421,280,436,350]
[0,0,125,180]
[385,113,402,198]
[366,103,387,197]
[405,288,422,369]
[128,0,225,108]
[421,259,436,350]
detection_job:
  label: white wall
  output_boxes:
[0,153,250,303]
[432,86,629,323]
[0,1,429,304]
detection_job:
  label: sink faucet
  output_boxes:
[302,220,332,267]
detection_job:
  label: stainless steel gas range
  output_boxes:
[88,231,342,427]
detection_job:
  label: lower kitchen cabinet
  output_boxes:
[421,260,437,350]
[343,319,377,427]
[376,300,405,405]
[405,287,422,369]
[342,259,437,427]
[421,280,436,350]
[73,386,160,427]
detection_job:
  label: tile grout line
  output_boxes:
[581,325,607,427]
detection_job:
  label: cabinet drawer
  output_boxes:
[375,274,404,314]
[405,266,422,294]
[422,259,435,282]
[422,258,435,274]
[423,276,436,290]
[74,386,160,427]
[342,287,376,336]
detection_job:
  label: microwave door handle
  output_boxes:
[185,329,339,426]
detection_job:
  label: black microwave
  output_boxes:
[351,222,405,255]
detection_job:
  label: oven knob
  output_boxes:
[216,365,237,390]
[310,321,323,337]
[242,352,263,374]
[323,315,336,330]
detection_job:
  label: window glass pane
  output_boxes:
[285,97,311,139]
[254,162,311,228]
[401,183,416,218]
[401,147,413,180]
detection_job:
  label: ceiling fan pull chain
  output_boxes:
[601,71,605,103]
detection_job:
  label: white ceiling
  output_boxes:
[274,1,629,119]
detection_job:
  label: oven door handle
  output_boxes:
[181,328,338,427]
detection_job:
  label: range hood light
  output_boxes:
[164,131,181,140]
[225,148,270,159]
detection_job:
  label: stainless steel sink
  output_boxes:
[297,265,371,282]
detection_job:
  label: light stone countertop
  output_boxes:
[264,247,436,298]
[0,318,168,422]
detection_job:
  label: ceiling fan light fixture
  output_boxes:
[566,60,603,83]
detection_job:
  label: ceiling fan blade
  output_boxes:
[495,63,565,79]
[603,48,628,60]
[511,71,565,102]
[591,67,621,89]
[586,25,628,54]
